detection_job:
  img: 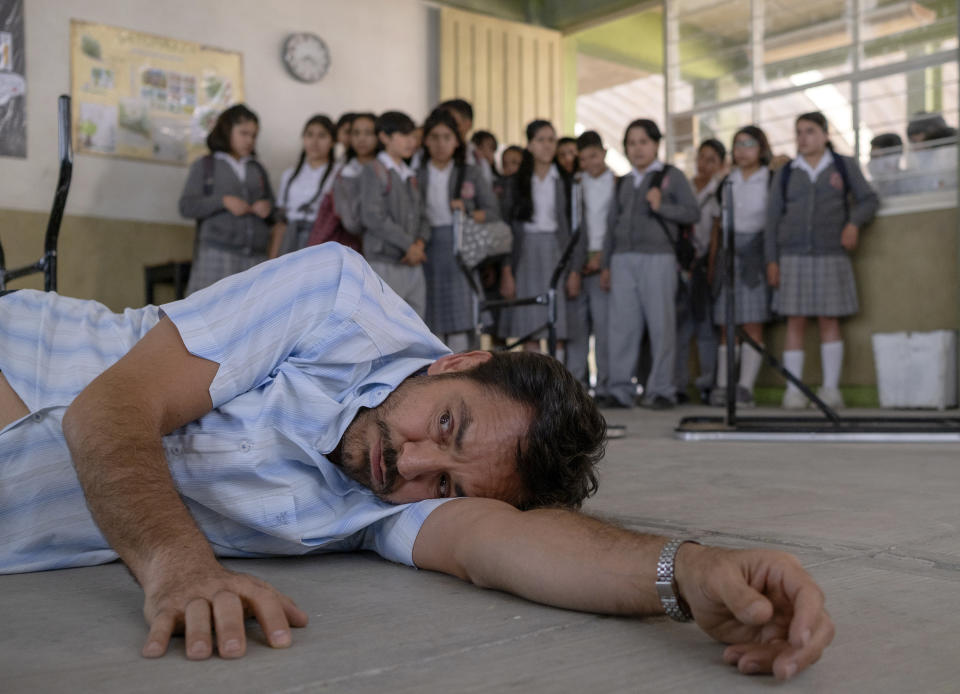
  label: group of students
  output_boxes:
[178,101,878,411]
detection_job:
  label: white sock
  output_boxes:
[783,349,805,394]
[716,345,728,388]
[738,343,764,392]
[821,340,843,390]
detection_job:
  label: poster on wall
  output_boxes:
[69,20,244,165]
[0,0,27,158]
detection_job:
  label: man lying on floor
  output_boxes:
[0,244,832,680]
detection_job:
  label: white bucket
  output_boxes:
[872,331,957,409]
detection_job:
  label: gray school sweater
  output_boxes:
[416,161,501,239]
[178,156,274,255]
[601,165,700,268]
[764,154,878,264]
[357,162,425,263]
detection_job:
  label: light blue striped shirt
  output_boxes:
[0,244,453,574]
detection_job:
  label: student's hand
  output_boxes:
[403,240,427,266]
[766,261,780,288]
[646,187,662,212]
[600,268,611,292]
[223,195,250,217]
[840,223,859,251]
[251,199,272,219]
[499,267,516,300]
[675,544,834,681]
[583,252,602,275]
[450,199,466,212]
[141,557,308,660]
[472,210,486,223]
[566,271,581,299]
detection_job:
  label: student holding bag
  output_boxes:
[418,109,500,352]
[179,104,274,295]
[269,114,340,258]
[766,112,878,409]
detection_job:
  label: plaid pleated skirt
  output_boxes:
[424,224,475,335]
[771,253,859,317]
[714,232,772,326]
[498,231,568,341]
[186,245,266,296]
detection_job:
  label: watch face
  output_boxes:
[283,33,330,83]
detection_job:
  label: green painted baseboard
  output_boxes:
[753,386,879,408]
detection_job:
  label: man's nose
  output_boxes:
[395,440,445,481]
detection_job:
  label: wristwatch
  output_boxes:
[656,538,698,622]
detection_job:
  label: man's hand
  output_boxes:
[675,544,834,680]
[142,558,308,660]
[223,195,250,216]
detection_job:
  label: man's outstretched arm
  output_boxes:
[412,498,834,681]
[61,317,308,660]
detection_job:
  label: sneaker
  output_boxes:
[641,395,675,410]
[816,386,845,409]
[709,387,727,407]
[782,388,809,410]
[735,385,755,408]
[675,391,690,405]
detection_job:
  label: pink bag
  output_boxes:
[307,190,362,253]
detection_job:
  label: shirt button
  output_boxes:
[240,441,251,452]
[32,412,43,422]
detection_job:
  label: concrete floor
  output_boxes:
[3,405,958,693]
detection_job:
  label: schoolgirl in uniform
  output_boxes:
[674,138,724,405]
[418,109,500,352]
[499,120,584,356]
[707,126,774,407]
[269,114,340,257]
[179,104,274,295]
[334,112,355,163]
[333,112,378,238]
[600,119,700,409]
[766,112,878,409]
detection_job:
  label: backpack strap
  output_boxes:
[371,159,392,195]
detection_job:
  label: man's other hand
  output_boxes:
[141,559,309,660]
[675,544,834,681]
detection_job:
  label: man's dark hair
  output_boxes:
[375,111,416,137]
[206,103,259,154]
[698,137,726,162]
[439,98,474,123]
[470,129,497,150]
[576,130,604,151]
[456,351,605,510]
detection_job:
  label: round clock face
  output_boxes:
[282,33,330,83]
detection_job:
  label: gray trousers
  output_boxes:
[608,252,677,405]
[368,260,426,319]
[565,272,610,396]
[674,287,718,393]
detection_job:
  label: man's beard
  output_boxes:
[334,409,401,501]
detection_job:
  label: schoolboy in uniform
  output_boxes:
[358,111,428,318]
[566,131,615,404]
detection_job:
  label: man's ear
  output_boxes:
[427,350,492,376]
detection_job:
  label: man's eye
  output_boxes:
[439,412,452,433]
[438,475,449,498]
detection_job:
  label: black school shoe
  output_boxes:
[640,395,675,410]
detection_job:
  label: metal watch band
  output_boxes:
[655,538,698,622]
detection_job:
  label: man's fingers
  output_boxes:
[718,569,773,626]
[786,582,825,648]
[248,591,293,648]
[142,610,176,658]
[279,594,310,628]
[773,610,835,681]
[184,599,213,660]
[212,591,247,659]
[729,640,787,675]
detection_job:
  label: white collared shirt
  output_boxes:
[793,150,835,182]
[631,159,664,188]
[377,151,415,183]
[277,161,338,222]
[582,168,615,251]
[729,167,771,234]
[426,161,454,226]
[214,151,251,183]
[524,164,560,233]
[694,175,721,254]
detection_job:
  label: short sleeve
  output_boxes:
[359,498,455,566]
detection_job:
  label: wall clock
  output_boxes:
[282,33,330,83]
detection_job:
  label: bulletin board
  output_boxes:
[70,20,244,165]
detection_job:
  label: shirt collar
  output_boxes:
[533,163,560,184]
[792,150,834,180]
[378,151,415,182]
[631,159,664,186]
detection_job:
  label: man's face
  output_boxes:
[333,353,531,506]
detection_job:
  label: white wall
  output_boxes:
[1,0,432,224]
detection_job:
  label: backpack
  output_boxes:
[618,165,697,272]
[306,182,362,253]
